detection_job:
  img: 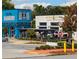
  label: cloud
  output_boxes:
[59,0,77,6]
[11,0,29,5]
[33,2,51,7]
[15,2,51,10]
[15,4,33,10]
[12,0,28,2]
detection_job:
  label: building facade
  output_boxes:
[2,9,32,38]
[35,15,64,33]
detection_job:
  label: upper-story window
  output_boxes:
[19,12,30,20]
[23,12,26,19]
[26,12,30,20]
[50,27,59,30]
[19,12,22,20]
[39,22,47,26]
[51,22,59,26]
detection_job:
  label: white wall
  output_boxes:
[35,15,64,31]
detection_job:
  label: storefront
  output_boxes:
[2,9,32,38]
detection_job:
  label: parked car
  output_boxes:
[54,31,68,39]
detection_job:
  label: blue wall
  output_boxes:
[2,9,32,23]
[2,9,32,38]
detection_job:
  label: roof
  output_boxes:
[2,9,32,11]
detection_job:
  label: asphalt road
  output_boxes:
[2,42,41,59]
[2,42,77,59]
[2,42,41,50]
[4,54,77,59]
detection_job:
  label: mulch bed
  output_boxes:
[23,49,77,55]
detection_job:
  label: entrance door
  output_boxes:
[20,30,27,38]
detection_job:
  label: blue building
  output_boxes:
[2,9,32,38]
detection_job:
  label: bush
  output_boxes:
[35,43,77,50]
[35,47,40,50]
[26,41,44,44]
[58,42,64,47]
[40,46,47,50]
[74,44,77,48]
[35,45,55,50]
[19,38,27,40]
[55,46,63,49]
[58,42,77,49]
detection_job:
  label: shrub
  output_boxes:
[19,38,27,40]
[26,41,44,44]
[74,44,77,48]
[35,43,77,50]
[58,42,64,47]
[35,47,40,50]
[55,46,61,49]
[58,42,77,49]
[35,45,55,50]
[40,46,46,50]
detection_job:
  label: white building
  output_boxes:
[35,15,64,32]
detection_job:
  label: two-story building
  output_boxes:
[2,9,32,38]
[35,15,64,33]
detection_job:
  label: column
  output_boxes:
[15,28,20,39]
[8,27,11,37]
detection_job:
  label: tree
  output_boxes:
[3,27,8,33]
[31,20,35,28]
[62,3,77,37]
[33,4,45,15]
[32,4,67,18]
[2,0,15,10]
[27,29,36,40]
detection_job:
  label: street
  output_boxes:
[2,42,77,59]
[4,54,77,59]
[2,42,42,59]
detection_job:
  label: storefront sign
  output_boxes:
[4,16,15,20]
[46,42,57,46]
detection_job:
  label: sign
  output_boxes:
[46,42,57,46]
[4,16,15,20]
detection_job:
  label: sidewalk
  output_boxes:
[8,39,45,45]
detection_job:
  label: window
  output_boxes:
[19,12,22,20]
[19,12,26,20]
[50,27,59,30]
[23,12,26,19]
[51,22,59,26]
[19,12,30,20]
[39,22,47,26]
[26,12,30,20]
[39,27,47,29]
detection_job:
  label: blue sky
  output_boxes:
[11,0,77,9]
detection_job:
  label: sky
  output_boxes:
[11,0,77,9]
